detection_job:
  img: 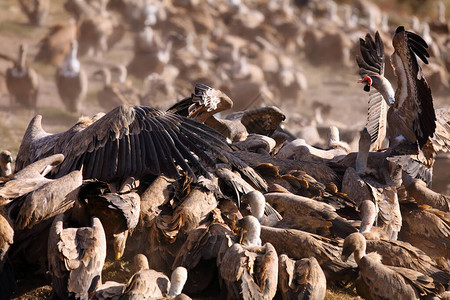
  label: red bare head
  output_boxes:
[358,76,373,85]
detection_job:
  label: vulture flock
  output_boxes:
[0,0,450,300]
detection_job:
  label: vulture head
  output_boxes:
[235,215,261,247]
[342,232,366,265]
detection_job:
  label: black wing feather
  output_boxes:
[24,105,234,183]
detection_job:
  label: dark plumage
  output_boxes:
[14,104,263,194]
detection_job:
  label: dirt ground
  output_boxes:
[0,0,449,299]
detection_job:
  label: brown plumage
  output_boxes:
[235,106,286,137]
[77,182,140,236]
[1,44,39,110]
[403,175,450,212]
[342,232,443,299]
[8,169,82,230]
[48,214,107,299]
[278,254,327,300]
[398,202,450,268]
[55,40,88,113]
[219,216,278,300]
[358,27,436,149]
[431,107,450,153]
[259,225,355,284]
[363,232,450,288]
[264,192,357,239]
[0,154,63,200]
[172,209,235,294]
[389,26,436,148]
[167,83,248,142]
[75,180,140,260]
[356,31,389,151]
[342,129,403,240]
[138,183,219,276]
[232,150,339,186]
[0,154,82,230]
[91,280,125,300]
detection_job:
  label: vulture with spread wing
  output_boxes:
[357,27,436,149]
[14,103,245,187]
[357,27,449,185]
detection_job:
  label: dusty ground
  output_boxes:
[0,0,449,299]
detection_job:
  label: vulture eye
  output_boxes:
[364,85,371,92]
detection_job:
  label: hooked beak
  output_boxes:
[358,76,372,92]
[341,254,349,262]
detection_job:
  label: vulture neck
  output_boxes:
[359,201,376,234]
[354,243,366,265]
[356,130,371,173]
[167,267,187,297]
[204,116,229,134]
[18,48,26,71]
[134,254,149,272]
[376,76,396,106]
[243,218,262,247]
[62,45,80,76]
[102,69,112,86]
[327,126,340,147]
[13,47,27,76]
[248,194,265,222]
[0,161,12,177]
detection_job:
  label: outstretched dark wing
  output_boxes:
[390,26,436,148]
[18,105,232,182]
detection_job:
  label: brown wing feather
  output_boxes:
[391,27,436,148]
[366,90,388,150]
[219,243,247,282]
[14,170,82,230]
[252,243,278,299]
